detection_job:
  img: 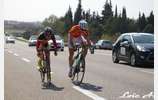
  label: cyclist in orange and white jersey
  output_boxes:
[68,19,91,77]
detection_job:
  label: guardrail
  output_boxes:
[15,37,28,43]
[15,37,68,46]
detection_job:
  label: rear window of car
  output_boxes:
[8,36,15,39]
[55,35,62,40]
[132,34,154,43]
[103,41,112,44]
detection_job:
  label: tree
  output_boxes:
[101,0,113,24]
[137,13,147,32]
[146,11,154,33]
[53,18,65,36]
[85,9,91,22]
[74,0,82,25]
[42,14,58,28]
[64,6,73,34]
[120,7,128,33]
[148,11,154,25]
[143,24,153,33]
[127,19,138,32]
[141,13,147,31]
[114,5,118,18]
[88,11,103,41]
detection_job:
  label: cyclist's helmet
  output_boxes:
[78,19,88,30]
[44,27,53,36]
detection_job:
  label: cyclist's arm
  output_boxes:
[82,30,91,46]
[51,34,57,49]
[51,34,58,56]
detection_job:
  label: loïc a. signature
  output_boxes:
[119,91,154,99]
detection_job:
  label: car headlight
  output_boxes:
[136,45,149,52]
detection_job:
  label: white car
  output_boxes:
[95,40,112,50]
[48,35,64,51]
[28,35,38,46]
[6,36,15,43]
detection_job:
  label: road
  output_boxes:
[5,40,154,100]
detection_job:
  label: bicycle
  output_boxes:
[71,44,94,85]
[39,47,57,87]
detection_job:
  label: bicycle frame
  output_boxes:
[71,45,86,85]
[73,46,84,67]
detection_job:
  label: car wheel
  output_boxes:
[61,48,64,51]
[130,53,136,66]
[112,51,119,63]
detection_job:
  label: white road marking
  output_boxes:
[95,52,111,56]
[140,70,154,75]
[73,86,106,100]
[13,53,19,56]
[22,58,30,63]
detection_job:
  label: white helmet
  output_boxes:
[78,19,88,30]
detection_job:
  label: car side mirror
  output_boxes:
[120,41,129,46]
[123,41,129,44]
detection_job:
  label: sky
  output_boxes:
[4,0,153,22]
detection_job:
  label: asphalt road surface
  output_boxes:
[5,40,154,100]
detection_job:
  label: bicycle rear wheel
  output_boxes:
[71,58,85,85]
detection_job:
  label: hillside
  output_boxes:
[4,20,42,34]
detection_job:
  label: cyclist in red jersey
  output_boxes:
[36,27,57,84]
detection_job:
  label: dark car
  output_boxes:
[112,33,154,66]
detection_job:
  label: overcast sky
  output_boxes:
[4,0,153,22]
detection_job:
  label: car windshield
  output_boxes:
[104,41,112,44]
[97,40,103,44]
[132,34,154,43]
[9,36,14,39]
[30,36,37,40]
[55,35,61,40]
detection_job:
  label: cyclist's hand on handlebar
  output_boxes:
[89,46,95,54]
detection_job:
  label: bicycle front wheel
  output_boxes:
[71,58,85,85]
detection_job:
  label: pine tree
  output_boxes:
[144,11,154,33]
[120,7,128,33]
[101,0,113,24]
[114,5,118,18]
[85,10,91,22]
[147,11,154,27]
[74,0,82,25]
[140,13,147,31]
[64,6,73,33]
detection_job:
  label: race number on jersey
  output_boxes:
[120,47,126,55]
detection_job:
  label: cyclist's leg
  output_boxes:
[37,51,44,71]
[83,46,88,58]
[45,50,51,83]
[68,33,75,77]
[68,48,74,77]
